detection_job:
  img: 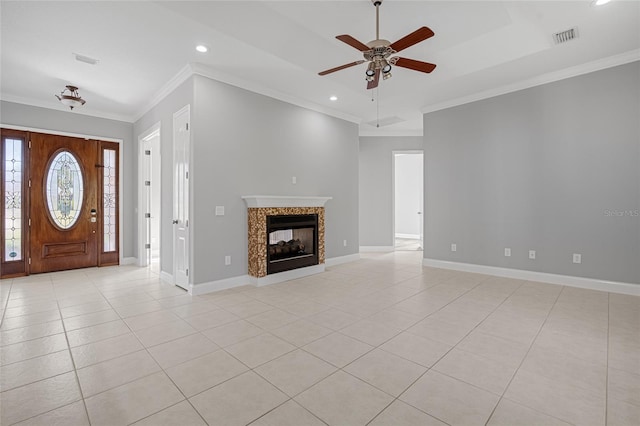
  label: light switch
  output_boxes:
[215,206,225,216]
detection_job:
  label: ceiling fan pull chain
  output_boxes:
[376,87,380,128]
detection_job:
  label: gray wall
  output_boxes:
[423,61,640,284]
[0,101,136,258]
[133,78,194,276]
[359,136,423,247]
[192,75,359,284]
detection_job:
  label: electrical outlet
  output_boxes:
[573,253,581,264]
[504,248,511,257]
[529,250,536,259]
[343,240,347,247]
[451,243,457,252]
[292,176,297,184]
[225,255,231,266]
[215,206,225,216]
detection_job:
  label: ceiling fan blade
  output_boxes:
[336,35,371,52]
[367,68,380,90]
[318,60,365,76]
[393,57,437,73]
[389,27,435,53]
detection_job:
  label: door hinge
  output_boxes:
[145,181,151,186]
[144,150,151,155]
[28,258,31,265]
[145,213,151,218]
[28,140,32,149]
[185,171,189,179]
[28,218,31,227]
[186,219,189,227]
[28,179,31,188]
[186,123,189,131]
[186,268,189,276]
[145,243,151,249]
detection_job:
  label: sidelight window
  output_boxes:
[103,149,117,252]
[3,138,22,261]
[46,150,84,229]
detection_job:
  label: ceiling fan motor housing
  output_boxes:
[317,0,436,87]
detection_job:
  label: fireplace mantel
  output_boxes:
[242,196,332,208]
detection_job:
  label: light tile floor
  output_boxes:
[1,251,638,426]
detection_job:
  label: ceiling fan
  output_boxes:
[318,0,436,90]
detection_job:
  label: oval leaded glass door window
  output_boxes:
[46,150,84,229]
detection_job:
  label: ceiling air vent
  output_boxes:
[553,27,578,45]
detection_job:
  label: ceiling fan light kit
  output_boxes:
[319,0,436,89]
[55,85,86,110]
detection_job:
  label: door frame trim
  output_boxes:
[137,122,161,268]
[392,150,424,251]
[1,124,125,265]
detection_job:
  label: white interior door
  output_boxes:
[173,105,190,290]
[393,151,424,251]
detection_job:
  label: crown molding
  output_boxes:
[358,127,423,137]
[0,94,132,123]
[188,63,362,124]
[132,63,194,123]
[421,49,640,115]
[133,62,362,125]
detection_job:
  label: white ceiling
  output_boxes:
[1,1,639,136]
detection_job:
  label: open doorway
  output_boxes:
[393,151,423,251]
[138,124,161,271]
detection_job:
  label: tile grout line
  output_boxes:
[7,283,94,426]
[0,278,13,329]
[360,274,512,426]
[91,273,211,426]
[483,285,566,426]
[61,273,94,426]
[368,277,525,425]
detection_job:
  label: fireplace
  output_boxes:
[243,196,331,284]
[267,214,318,275]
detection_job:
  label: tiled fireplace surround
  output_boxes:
[242,196,331,285]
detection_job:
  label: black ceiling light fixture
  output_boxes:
[55,85,86,110]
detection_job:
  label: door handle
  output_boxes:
[172,220,179,224]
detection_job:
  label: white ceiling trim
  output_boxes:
[134,62,362,126]
[358,128,423,137]
[421,49,640,115]
[188,63,362,124]
[133,64,194,123]
[0,93,132,123]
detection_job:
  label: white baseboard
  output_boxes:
[422,258,640,296]
[395,233,421,240]
[249,264,326,287]
[121,257,137,265]
[190,275,253,296]
[160,271,173,284]
[326,253,360,267]
[360,246,395,252]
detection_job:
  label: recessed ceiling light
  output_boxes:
[329,96,338,101]
[592,0,612,6]
[196,45,208,53]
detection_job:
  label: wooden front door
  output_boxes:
[27,133,118,274]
